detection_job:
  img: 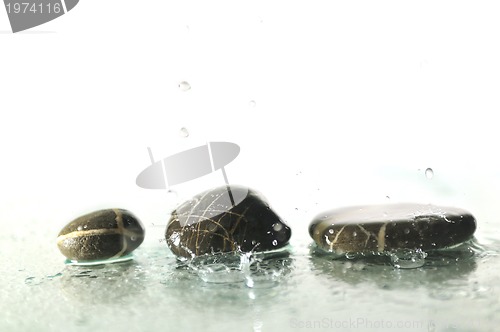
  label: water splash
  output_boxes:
[389,249,427,269]
[191,251,253,284]
[184,246,292,287]
[425,167,434,179]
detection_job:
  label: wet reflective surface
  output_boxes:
[2,217,499,332]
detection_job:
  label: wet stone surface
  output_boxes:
[166,185,292,258]
[57,209,145,262]
[309,203,476,254]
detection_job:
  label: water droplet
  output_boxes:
[248,100,256,107]
[404,228,410,234]
[345,252,356,260]
[386,195,390,199]
[131,236,137,241]
[272,223,283,232]
[169,233,181,246]
[272,240,278,246]
[179,127,189,137]
[246,277,255,288]
[425,167,434,179]
[24,277,35,284]
[166,189,178,199]
[77,225,83,231]
[47,273,62,280]
[352,231,357,237]
[178,81,191,91]
[328,229,334,234]
[390,249,427,269]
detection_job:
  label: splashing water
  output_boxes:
[182,245,292,287]
[191,251,253,284]
[389,249,427,269]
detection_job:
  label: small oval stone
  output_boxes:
[57,209,145,262]
[309,203,476,254]
[165,185,292,258]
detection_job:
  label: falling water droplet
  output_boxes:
[425,168,434,179]
[178,81,191,91]
[272,240,278,246]
[77,225,83,231]
[179,127,189,137]
[248,100,256,107]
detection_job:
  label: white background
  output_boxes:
[1,1,500,241]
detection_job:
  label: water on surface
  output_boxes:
[1,219,499,332]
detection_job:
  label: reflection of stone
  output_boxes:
[59,261,145,304]
[166,186,291,258]
[309,203,476,254]
[309,241,477,290]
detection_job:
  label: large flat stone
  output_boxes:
[309,203,476,254]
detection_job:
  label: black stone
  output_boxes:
[165,185,291,258]
[309,203,476,254]
[57,209,145,261]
